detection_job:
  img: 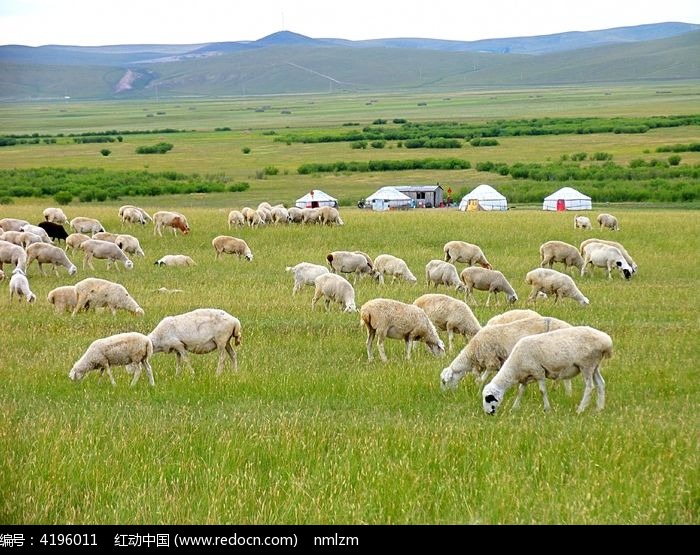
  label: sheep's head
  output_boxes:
[428,338,446,358]
[579,296,590,306]
[440,367,461,390]
[68,264,77,276]
[615,260,633,280]
[244,251,253,261]
[343,301,357,313]
[482,384,502,415]
[68,366,85,382]
[124,260,134,270]
[507,293,518,304]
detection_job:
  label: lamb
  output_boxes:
[80,239,133,271]
[115,234,145,257]
[0,218,30,232]
[147,308,242,375]
[311,273,357,313]
[43,207,69,224]
[155,254,197,267]
[119,205,152,226]
[0,240,27,272]
[153,211,190,236]
[285,262,329,294]
[287,207,304,223]
[413,293,481,351]
[360,298,445,362]
[574,215,592,229]
[72,277,144,316]
[326,251,381,283]
[65,233,91,254]
[374,254,417,283]
[9,267,36,303]
[539,240,585,274]
[525,268,589,306]
[581,243,633,280]
[482,326,613,414]
[459,266,518,306]
[25,242,77,276]
[597,213,619,231]
[92,231,119,243]
[47,285,78,313]
[227,209,245,228]
[440,315,572,390]
[579,238,637,273]
[270,206,289,225]
[486,309,541,326]
[69,217,105,235]
[69,332,154,387]
[425,259,466,293]
[319,206,344,226]
[19,224,52,243]
[443,241,492,269]
[212,236,253,261]
[37,221,69,243]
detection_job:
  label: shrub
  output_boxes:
[592,152,613,161]
[372,119,387,125]
[136,142,173,154]
[371,140,386,149]
[0,196,14,205]
[100,149,111,157]
[242,147,251,154]
[53,191,73,205]
[351,141,368,149]
[264,166,279,176]
[668,155,682,166]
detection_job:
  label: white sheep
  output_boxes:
[581,243,633,280]
[19,231,46,248]
[0,240,27,272]
[25,242,77,276]
[115,234,145,257]
[43,207,69,224]
[539,240,585,274]
[227,209,245,228]
[459,266,518,306]
[360,298,445,362]
[69,217,105,235]
[147,308,242,375]
[574,215,592,229]
[482,326,613,414]
[19,224,52,243]
[425,259,466,293]
[155,254,196,267]
[443,241,492,269]
[47,285,78,313]
[119,205,152,226]
[153,211,190,236]
[485,309,541,326]
[0,231,28,246]
[287,207,304,223]
[597,213,619,231]
[212,236,253,261]
[92,231,119,243]
[69,332,154,387]
[579,238,637,273]
[525,268,589,306]
[440,315,572,390]
[257,201,273,212]
[65,233,91,254]
[374,254,417,283]
[72,277,144,316]
[413,293,481,352]
[302,208,322,225]
[270,206,289,225]
[0,218,31,232]
[311,273,357,313]
[319,206,344,226]
[327,251,380,283]
[80,239,133,271]
[256,207,271,224]
[9,267,36,303]
[285,262,330,294]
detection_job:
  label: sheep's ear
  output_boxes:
[485,394,498,403]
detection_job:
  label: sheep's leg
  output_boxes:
[377,333,389,363]
[404,338,413,360]
[292,281,301,295]
[446,327,454,352]
[365,328,375,362]
[72,295,88,316]
[130,363,143,386]
[225,341,238,372]
[563,378,573,396]
[577,372,596,414]
[104,364,117,386]
[53,263,61,277]
[37,262,47,276]
[593,366,606,411]
[512,382,527,410]
[526,287,539,304]
[311,290,322,311]
[324,298,331,312]
[537,379,551,411]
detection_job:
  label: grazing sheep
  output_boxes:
[425,259,466,293]
[525,268,589,306]
[43,207,69,224]
[443,241,492,269]
[360,298,445,362]
[0,218,30,232]
[9,267,36,303]
[302,208,322,225]
[227,209,245,229]
[579,238,637,273]
[19,224,52,243]
[597,213,619,231]
[257,207,271,224]
[486,309,541,326]
[69,332,154,387]
[0,231,28,246]
[574,215,592,229]
[19,231,45,248]
[459,266,518,306]
[440,315,572,390]
[539,240,585,274]
[115,234,145,257]
[92,231,119,243]
[319,206,344,226]
[37,221,69,243]
[153,211,190,236]
[147,308,242,375]
[119,205,152,226]
[242,207,262,227]
[327,251,381,283]
[482,326,613,414]
[155,254,196,267]
[581,243,633,280]
[270,206,289,225]
[287,207,304,223]
[374,254,417,283]
[65,233,91,254]
[81,239,133,271]
[0,240,27,272]
[47,285,78,313]
[25,242,77,276]
[285,262,329,294]
[413,293,481,351]
[72,277,144,316]
[212,236,253,261]
[311,273,357,313]
[69,217,105,235]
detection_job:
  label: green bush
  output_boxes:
[53,191,73,205]
[242,147,251,154]
[370,140,386,149]
[668,155,682,166]
[136,142,173,154]
[0,196,14,205]
[100,149,111,157]
[264,166,279,176]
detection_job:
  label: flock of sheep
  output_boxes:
[1,202,634,415]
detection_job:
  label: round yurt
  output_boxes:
[458,184,508,211]
[542,187,592,211]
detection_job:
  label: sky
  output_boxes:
[1,0,698,46]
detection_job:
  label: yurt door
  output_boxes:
[556,199,566,211]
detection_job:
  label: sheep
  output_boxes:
[19,224,52,243]
[285,262,329,294]
[25,242,77,276]
[579,238,637,273]
[155,254,196,267]
[360,298,445,362]
[0,218,30,232]
[425,259,466,293]
[327,251,381,283]
[581,243,633,280]
[0,240,27,272]
[69,217,105,235]
[413,293,481,352]
[311,273,357,313]
[270,206,289,225]
[47,285,78,313]
[539,240,585,274]
[443,241,492,269]
[37,221,69,244]
[65,233,91,254]
[374,254,417,283]
[486,309,541,326]
[525,268,589,306]
[80,239,133,271]
[597,213,619,231]
[43,207,69,224]
[287,207,304,223]
[459,266,518,306]
[319,206,344,226]
[241,207,262,227]
[440,315,572,390]
[574,215,592,229]
[482,326,613,414]
[257,201,273,212]
[119,205,152,226]
[0,231,28,246]
[9,267,36,303]
[115,234,145,257]
[72,277,144,316]
[92,231,119,243]
[227,209,245,229]
[256,207,271,224]
[302,207,322,225]
[69,332,154,387]
[212,236,253,261]
[153,211,190,236]
[147,308,242,375]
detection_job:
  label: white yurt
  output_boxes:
[542,187,592,211]
[365,187,412,211]
[295,189,337,209]
[458,184,508,211]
